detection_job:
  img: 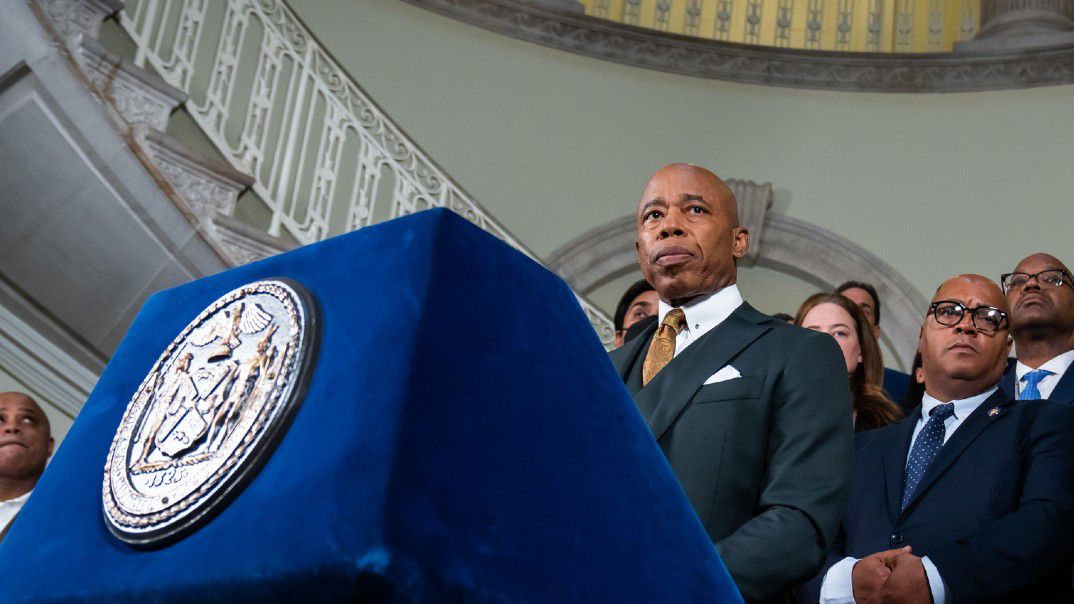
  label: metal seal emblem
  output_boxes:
[103,279,317,546]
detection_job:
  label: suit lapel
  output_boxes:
[1046,366,1074,405]
[612,323,656,395]
[999,358,1016,399]
[899,389,1012,516]
[882,414,920,519]
[646,303,770,441]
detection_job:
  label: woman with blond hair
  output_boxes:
[795,293,903,432]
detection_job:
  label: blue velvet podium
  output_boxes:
[0,209,740,603]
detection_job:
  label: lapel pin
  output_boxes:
[988,407,1001,417]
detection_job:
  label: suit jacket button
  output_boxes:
[889,532,903,546]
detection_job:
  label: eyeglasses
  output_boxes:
[1000,269,1073,293]
[928,300,1008,334]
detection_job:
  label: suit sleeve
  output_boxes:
[715,330,854,601]
[926,402,1074,600]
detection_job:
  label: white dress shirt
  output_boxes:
[656,284,744,357]
[1015,349,1074,399]
[820,387,998,604]
[0,490,31,534]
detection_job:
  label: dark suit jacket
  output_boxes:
[1000,357,1074,405]
[806,390,1074,603]
[609,302,853,602]
[883,367,911,403]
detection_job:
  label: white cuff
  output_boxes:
[819,556,859,604]
[921,555,947,604]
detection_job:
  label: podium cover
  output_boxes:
[0,209,740,602]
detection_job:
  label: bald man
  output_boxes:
[999,253,1074,406]
[609,164,853,602]
[807,276,1074,603]
[0,392,53,542]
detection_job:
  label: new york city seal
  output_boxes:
[103,279,317,545]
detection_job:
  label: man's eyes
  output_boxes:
[687,205,706,214]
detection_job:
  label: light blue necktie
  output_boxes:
[1019,369,1052,400]
[901,403,955,511]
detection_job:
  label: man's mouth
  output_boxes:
[653,246,694,267]
[0,440,27,449]
[947,342,977,353]
[1019,292,1049,307]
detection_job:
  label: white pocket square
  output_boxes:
[703,365,741,385]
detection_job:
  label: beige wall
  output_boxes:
[288,0,1074,323]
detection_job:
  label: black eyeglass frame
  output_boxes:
[927,300,1009,334]
[999,269,1074,293]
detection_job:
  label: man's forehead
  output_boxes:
[642,165,721,194]
[0,392,44,414]
[1015,253,1068,273]
[933,276,1006,309]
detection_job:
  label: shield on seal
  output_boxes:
[103,279,318,546]
[154,407,209,458]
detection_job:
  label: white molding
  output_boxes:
[0,302,100,419]
[405,0,1074,92]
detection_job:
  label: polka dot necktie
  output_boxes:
[901,402,955,511]
[1019,369,1052,400]
[641,309,687,386]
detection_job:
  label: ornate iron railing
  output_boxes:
[118,0,615,345]
[582,0,980,53]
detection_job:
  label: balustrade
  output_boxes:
[118,0,615,345]
[582,0,980,52]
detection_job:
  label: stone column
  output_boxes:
[957,0,1074,51]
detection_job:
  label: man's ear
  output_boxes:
[48,437,55,457]
[731,227,749,259]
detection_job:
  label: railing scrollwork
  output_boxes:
[118,0,616,346]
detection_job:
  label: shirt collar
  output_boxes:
[920,386,997,422]
[657,284,744,337]
[1,490,32,506]
[1015,348,1074,381]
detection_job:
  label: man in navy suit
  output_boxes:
[999,253,1074,405]
[808,275,1074,602]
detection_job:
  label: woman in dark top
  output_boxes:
[796,293,903,432]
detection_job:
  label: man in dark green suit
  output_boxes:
[609,164,853,602]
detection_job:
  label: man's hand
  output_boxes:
[878,552,931,604]
[852,547,911,602]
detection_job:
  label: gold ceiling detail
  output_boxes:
[580,0,980,53]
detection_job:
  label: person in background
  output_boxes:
[1000,253,1074,405]
[836,281,912,401]
[613,279,659,347]
[796,293,902,432]
[0,391,53,542]
[805,275,1074,603]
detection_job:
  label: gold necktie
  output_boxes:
[642,308,687,385]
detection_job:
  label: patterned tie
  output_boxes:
[1019,369,1052,400]
[642,309,687,385]
[901,402,955,511]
